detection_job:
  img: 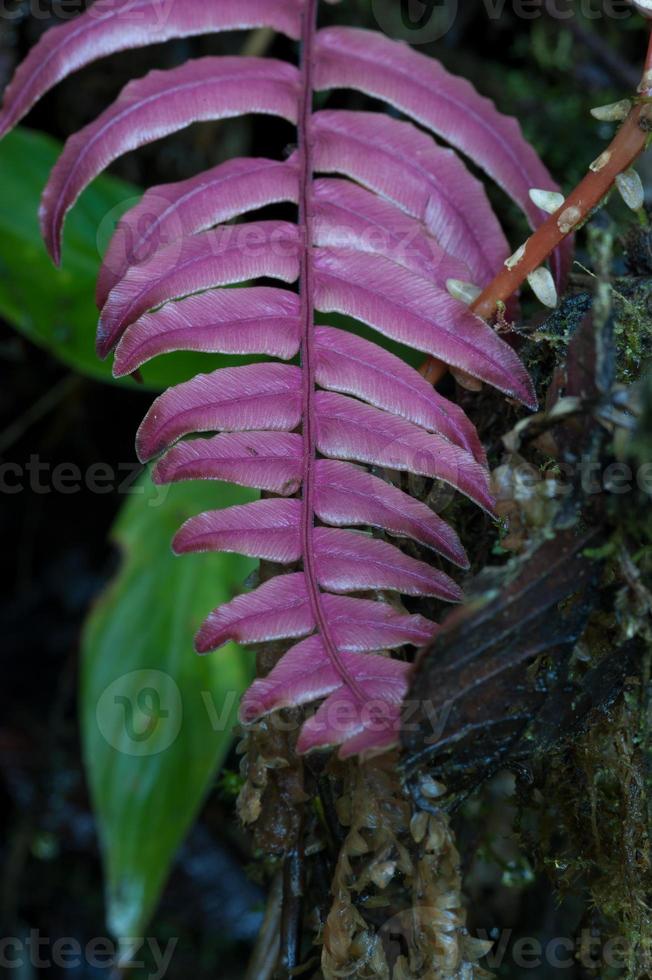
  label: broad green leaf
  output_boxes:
[0,128,248,389]
[81,474,257,942]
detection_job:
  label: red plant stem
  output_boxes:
[421,27,652,385]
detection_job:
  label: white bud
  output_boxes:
[528,188,565,214]
[557,205,582,235]
[590,99,631,122]
[615,169,645,211]
[590,150,612,174]
[370,860,397,890]
[445,278,482,305]
[419,775,446,799]
[425,817,446,853]
[410,811,429,843]
[631,0,652,17]
[505,243,527,270]
[527,267,558,308]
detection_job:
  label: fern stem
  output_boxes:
[422,26,652,384]
[297,0,364,699]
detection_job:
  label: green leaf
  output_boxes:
[81,474,257,941]
[0,128,251,390]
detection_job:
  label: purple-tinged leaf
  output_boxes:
[242,635,408,726]
[297,659,410,756]
[136,363,302,462]
[315,391,495,513]
[314,460,468,568]
[313,249,537,409]
[241,636,346,719]
[336,723,403,760]
[113,287,301,377]
[314,326,485,464]
[314,528,463,601]
[175,498,461,594]
[0,0,302,140]
[3,2,552,758]
[241,606,438,754]
[196,572,313,654]
[98,157,300,306]
[200,585,438,659]
[40,57,300,264]
[314,27,571,284]
[312,110,507,284]
[174,499,301,563]
[98,221,300,357]
[153,432,303,495]
[318,595,437,652]
[312,178,471,286]
[240,636,344,725]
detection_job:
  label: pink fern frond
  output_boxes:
[314,392,495,512]
[0,0,559,756]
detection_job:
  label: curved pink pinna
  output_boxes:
[40,58,300,265]
[0,0,302,140]
[98,157,300,306]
